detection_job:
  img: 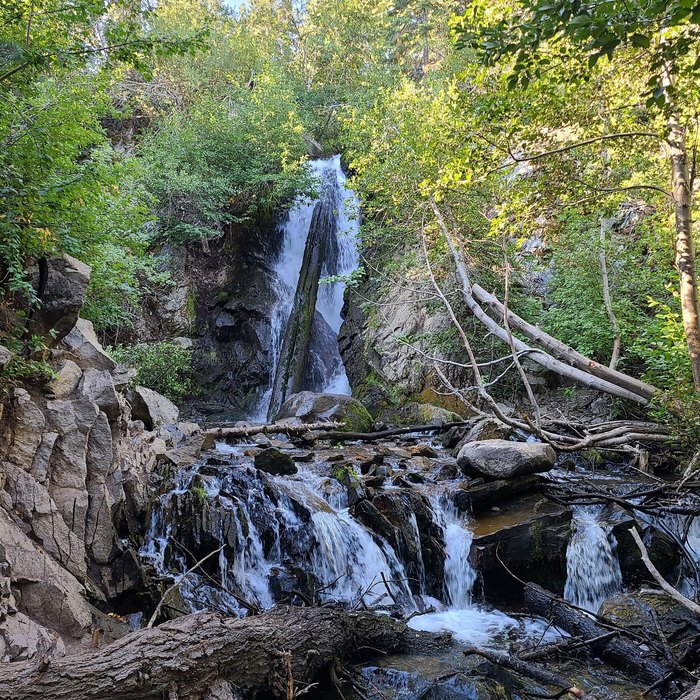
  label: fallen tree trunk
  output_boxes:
[430,199,657,405]
[524,582,673,685]
[309,420,472,443]
[472,284,656,401]
[0,607,421,700]
[205,421,346,438]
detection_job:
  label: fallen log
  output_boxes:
[524,582,673,685]
[0,607,424,700]
[463,646,583,698]
[205,421,346,438]
[308,420,473,443]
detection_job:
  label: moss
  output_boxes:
[339,401,373,432]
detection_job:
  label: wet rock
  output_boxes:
[471,498,572,603]
[61,318,117,372]
[369,490,444,597]
[330,463,364,506]
[29,254,91,344]
[457,440,556,480]
[411,444,438,458]
[44,359,82,399]
[454,475,543,515]
[613,520,681,583]
[254,448,297,475]
[275,391,372,432]
[130,386,179,430]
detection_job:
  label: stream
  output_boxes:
[140,158,700,699]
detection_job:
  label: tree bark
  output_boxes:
[0,607,421,700]
[667,112,700,391]
[524,582,673,685]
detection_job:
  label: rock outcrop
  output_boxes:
[0,255,203,662]
[456,439,556,479]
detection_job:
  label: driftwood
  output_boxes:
[524,582,673,685]
[309,420,472,443]
[205,421,346,438]
[0,607,420,700]
[463,646,583,698]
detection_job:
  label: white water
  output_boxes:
[253,155,360,420]
[564,506,622,613]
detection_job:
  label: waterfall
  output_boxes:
[429,496,477,608]
[564,506,622,613]
[142,451,415,615]
[254,156,359,420]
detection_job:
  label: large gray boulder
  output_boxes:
[130,386,179,430]
[275,391,372,432]
[457,439,556,479]
[29,255,91,345]
[61,318,117,372]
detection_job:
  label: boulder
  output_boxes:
[254,448,297,476]
[44,360,82,399]
[29,255,91,344]
[453,417,513,454]
[130,386,179,430]
[457,439,556,479]
[377,402,462,427]
[275,391,372,432]
[79,369,120,420]
[61,318,117,372]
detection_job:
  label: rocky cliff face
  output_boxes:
[0,256,208,661]
[128,224,283,421]
[338,261,473,419]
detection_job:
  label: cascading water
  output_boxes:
[253,156,359,420]
[564,506,623,613]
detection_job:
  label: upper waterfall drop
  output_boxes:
[259,156,360,421]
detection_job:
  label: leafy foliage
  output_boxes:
[109,340,193,403]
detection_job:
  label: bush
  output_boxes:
[109,340,193,403]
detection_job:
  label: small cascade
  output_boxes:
[564,506,623,613]
[142,449,416,615]
[429,495,477,608]
[255,156,359,420]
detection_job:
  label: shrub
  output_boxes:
[109,340,193,403]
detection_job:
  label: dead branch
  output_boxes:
[629,526,700,617]
[462,645,583,697]
[147,544,225,628]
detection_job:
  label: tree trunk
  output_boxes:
[667,112,700,391]
[524,582,673,685]
[430,200,656,404]
[0,608,420,700]
[268,194,336,420]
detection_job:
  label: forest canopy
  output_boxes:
[1,0,700,427]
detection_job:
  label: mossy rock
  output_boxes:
[274,391,372,432]
[376,401,462,427]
